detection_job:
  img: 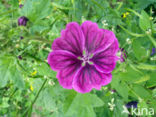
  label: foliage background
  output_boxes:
[0,0,156,117]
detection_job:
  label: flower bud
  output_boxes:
[126,101,138,108]
[18,55,22,60]
[18,16,29,26]
[151,48,156,56]
[119,48,127,62]
[19,4,23,8]
[20,36,24,40]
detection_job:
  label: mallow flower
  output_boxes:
[48,21,119,93]
[18,16,29,26]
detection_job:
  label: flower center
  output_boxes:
[78,51,93,66]
[82,56,89,63]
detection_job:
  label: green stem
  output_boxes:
[126,8,142,18]
[117,2,123,11]
[32,79,47,105]
[22,36,53,44]
[9,88,17,98]
[119,25,146,37]
[0,9,17,16]
[28,78,47,116]
[147,35,156,47]
[23,79,47,117]
[16,60,31,75]
[30,37,53,44]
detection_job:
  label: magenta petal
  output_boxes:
[73,64,112,93]
[47,50,81,71]
[57,60,82,89]
[90,38,119,73]
[100,29,119,52]
[52,22,85,56]
[48,50,82,89]
[81,21,116,54]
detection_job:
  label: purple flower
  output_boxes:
[126,101,138,108]
[19,4,23,8]
[48,21,119,93]
[151,48,156,56]
[119,48,127,62]
[18,16,29,26]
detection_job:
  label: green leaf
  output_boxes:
[63,90,77,113]
[146,72,156,88]
[0,56,13,87]
[132,39,148,61]
[111,75,129,101]
[20,0,33,18]
[11,65,25,89]
[0,55,25,89]
[135,0,156,10]
[119,66,142,83]
[0,97,10,108]
[116,82,129,101]
[36,87,56,111]
[139,10,151,31]
[90,0,105,10]
[64,93,104,117]
[20,0,51,22]
[36,62,57,78]
[152,89,156,97]
[132,85,151,99]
